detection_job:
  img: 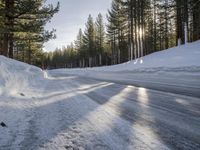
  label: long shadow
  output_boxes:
[80,83,144,149]
[35,82,109,101]
[1,76,200,150]
[0,77,127,150]
[140,89,200,150]
[84,82,200,149]
[86,84,145,149]
[117,87,200,150]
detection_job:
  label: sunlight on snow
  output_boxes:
[0,82,113,109]
[138,87,149,105]
[175,98,190,106]
[68,85,167,149]
[133,58,144,65]
[72,86,134,134]
[140,59,143,64]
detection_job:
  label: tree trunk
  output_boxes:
[130,0,134,60]
[165,0,169,49]
[28,40,32,64]
[153,0,157,52]
[5,0,14,58]
[99,54,102,66]
[134,0,138,59]
[89,57,92,67]
[2,34,8,56]
[9,33,14,58]
[176,0,184,45]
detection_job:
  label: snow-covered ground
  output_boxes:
[0,41,200,150]
[52,40,200,72]
[0,56,44,97]
[49,41,200,98]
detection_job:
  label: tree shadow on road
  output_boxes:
[1,77,200,150]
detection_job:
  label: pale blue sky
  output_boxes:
[44,0,112,51]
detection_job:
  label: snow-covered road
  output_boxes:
[49,68,200,98]
[1,71,200,150]
[1,41,200,150]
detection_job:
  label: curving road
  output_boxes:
[1,71,200,150]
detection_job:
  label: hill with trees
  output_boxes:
[44,0,200,69]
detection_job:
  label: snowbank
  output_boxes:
[51,40,200,74]
[0,56,43,96]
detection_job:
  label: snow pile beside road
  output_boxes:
[52,40,200,74]
[101,40,200,71]
[0,56,43,96]
[48,41,200,98]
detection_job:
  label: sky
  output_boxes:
[44,0,112,52]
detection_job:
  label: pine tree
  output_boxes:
[95,13,105,66]
[0,0,59,61]
[190,0,200,41]
[123,0,134,60]
[83,15,96,67]
[107,0,127,64]
[44,0,200,69]
[75,29,84,67]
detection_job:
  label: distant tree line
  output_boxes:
[44,14,111,69]
[0,0,59,66]
[1,0,200,69]
[44,0,200,69]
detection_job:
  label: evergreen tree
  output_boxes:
[44,0,200,69]
[0,0,59,63]
[95,13,105,66]
[190,0,200,41]
[83,15,96,67]
[107,0,127,64]
[75,29,84,67]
